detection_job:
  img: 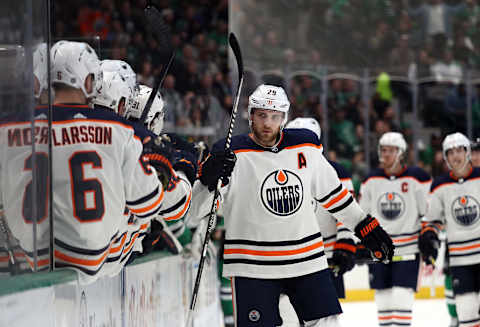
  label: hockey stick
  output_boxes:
[140,4,176,124]
[186,32,243,327]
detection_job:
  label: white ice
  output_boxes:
[280,297,451,327]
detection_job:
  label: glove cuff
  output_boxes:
[354,215,379,239]
[334,239,356,253]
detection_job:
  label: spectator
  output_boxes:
[137,59,155,87]
[161,74,182,127]
[430,49,463,83]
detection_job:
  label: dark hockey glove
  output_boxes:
[163,133,199,185]
[354,215,394,263]
[418,229,440,267]
[142,135,175,190]
[198,149,236,192]
[329,239,357,276]
[142,219,183,255]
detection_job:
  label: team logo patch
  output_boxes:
[377,192,405,220]
[260,169,303,216]
[451,195,480,227]
[248,309,261,322]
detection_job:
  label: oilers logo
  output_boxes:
[377,192,405,220]
[451,195,480,227]
[260,169,303,216]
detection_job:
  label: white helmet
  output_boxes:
[51,40,101,99]
[286,117,321,139]
[248,84,290,129]
[126,85,165,135]
[100,59,137,91]
[442,132,471,169]
[93,71,133,115]
[33,43,48,98]
[378,132,407,168]
[378,132,407,154]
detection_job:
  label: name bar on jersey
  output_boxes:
[8,125,113,147]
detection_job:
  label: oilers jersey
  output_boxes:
[316,160,356,259]
[423,167,480,267]
[359,166,431,256]
[0,105,163,283]
[189,128,367,279]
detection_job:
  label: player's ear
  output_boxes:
[85,74,93,94]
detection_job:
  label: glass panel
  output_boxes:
[0,0,51,278]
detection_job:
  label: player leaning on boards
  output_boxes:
[189,84,394,327]
[420,133,480,327]
[124,84,198,254]
[1,40,173,284]
[359,132,431,326]
[286,118,357,299]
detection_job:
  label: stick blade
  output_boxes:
[144,5,171,50]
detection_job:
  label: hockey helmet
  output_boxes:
[51,40,102,99]
[286,117,321,139]
[126,85,165,135]
[94,71,133,116]
[248,84,290,129]
[442,132,471,168]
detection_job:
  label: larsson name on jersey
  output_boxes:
[451,195,480,227]
[260,169,303,216]
[8,125,112,147]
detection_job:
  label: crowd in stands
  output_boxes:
[52,0,479,190]
[55,0,231,131]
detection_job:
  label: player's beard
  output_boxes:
[251,123,280,147]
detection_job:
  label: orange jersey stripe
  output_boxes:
[323,189,348,209]
[378,315,411,320]
[109,234,127,254]
[393,235,418,243]
[449,243,480,252]
[234,143,322,154]
[129,188,164,214]
[224,241,324,257]
[324,241,335,248]
[54,248,109,267]
[164,191,192,221]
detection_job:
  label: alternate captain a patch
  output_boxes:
[451,195,480,227]
[260,169,303,216]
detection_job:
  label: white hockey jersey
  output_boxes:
[316,160,356,259]
[359,166,431,256]
[0,104,163,283]
[423,167,480,267]
[189,129,367,279]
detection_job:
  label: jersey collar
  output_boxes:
[248,131,284,153]
[449,165,473,182]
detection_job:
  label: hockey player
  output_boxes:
[0,41,173,284]
[471,138,480,168]
[420,132,480,327]
[286,117,357,298]
[100,59,138,93]
[359,132,431,326]
[189,84,394,327]
[125,85,198,252]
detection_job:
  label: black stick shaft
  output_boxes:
[187,33,243,324]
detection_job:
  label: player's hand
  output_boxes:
[199,149,236,192]
[354,215,394,263]
[329,239,356,276]
[142,219,183,255]
[142,135,175,190]
[418,229,439,267]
